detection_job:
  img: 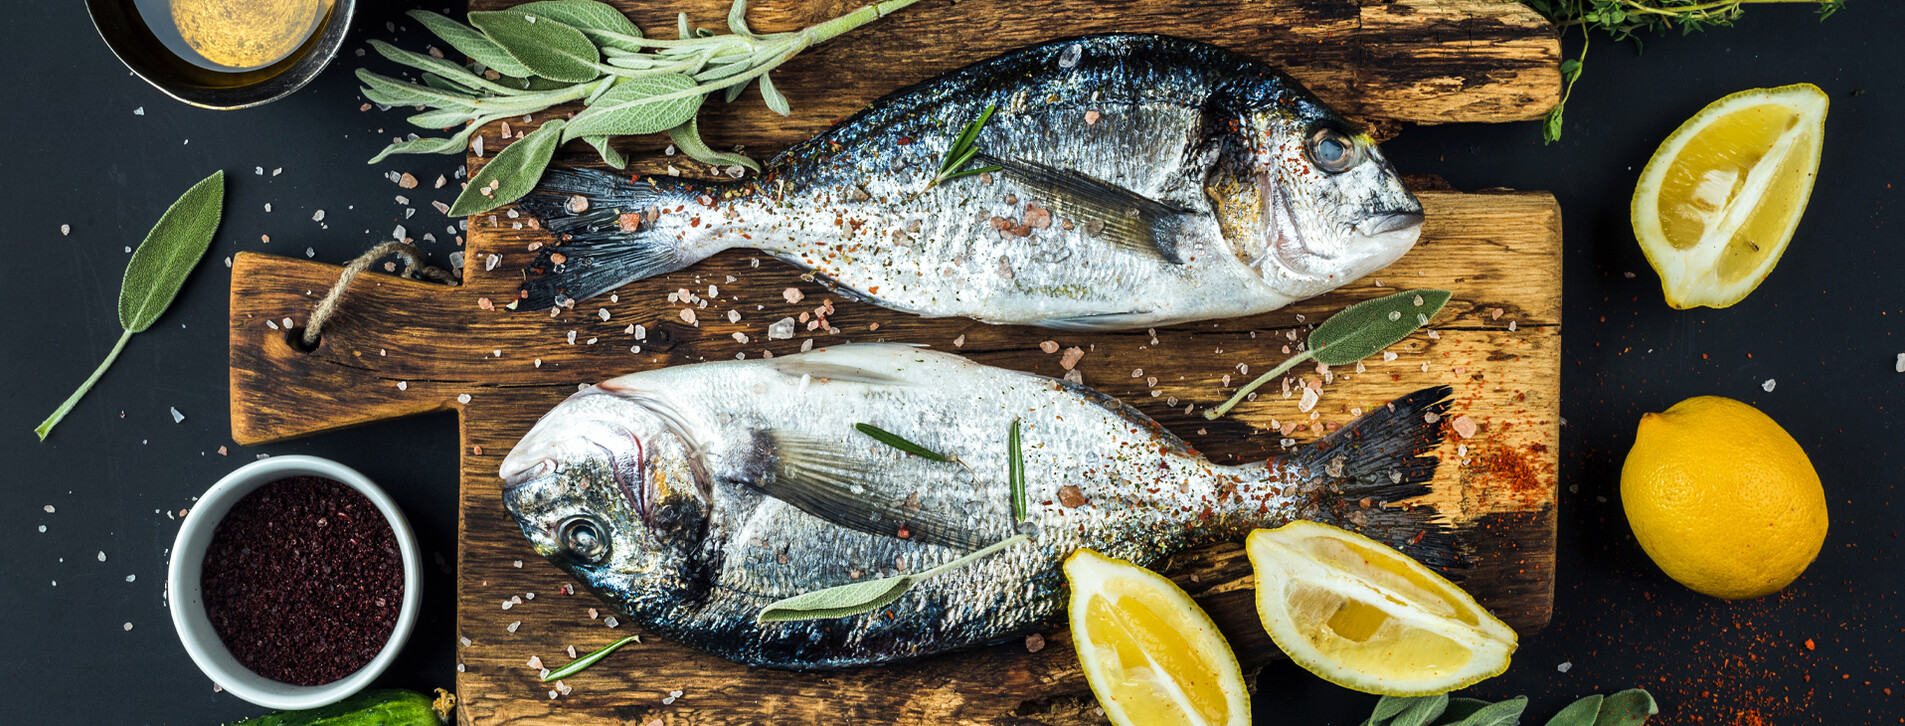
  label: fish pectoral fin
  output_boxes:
[748,431,989,552]
[976,152,1191,264]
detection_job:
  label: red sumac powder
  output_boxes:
[201,476,403,686]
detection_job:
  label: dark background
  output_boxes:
[2,1,1898,723]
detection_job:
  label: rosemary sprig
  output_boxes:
[924,103,1003,192]
[1522,0,1845,143]
[1008,418,1027,523]
[360,0,923,214]
[854,423,951,462]
[540,634,641,681]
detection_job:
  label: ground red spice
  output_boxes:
[201,476,403,686]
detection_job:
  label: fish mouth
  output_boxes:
[1356,211,1425,239]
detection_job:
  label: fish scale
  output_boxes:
[514,34,1425,329]
[501,344,1455,669]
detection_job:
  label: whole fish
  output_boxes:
[512,34,1424,329]
[500,344,1454,669]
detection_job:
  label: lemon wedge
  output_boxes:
[1632,84,1827,309]
[1064,548,1250,726]
[1246,521,1516,696]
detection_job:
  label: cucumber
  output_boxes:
[230,689,449,726]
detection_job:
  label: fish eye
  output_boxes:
[558,516,611,565]
[1307,127,1361,174]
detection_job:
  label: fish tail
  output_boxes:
[511,167,749,311]
[1285,385,1463,570]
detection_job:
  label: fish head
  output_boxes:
[499,385,711,602]
[1206,96,1425,299]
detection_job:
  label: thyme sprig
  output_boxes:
[1523,0,1846,143]
[360,0,922,214]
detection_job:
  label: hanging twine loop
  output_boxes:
[301,241,460,349]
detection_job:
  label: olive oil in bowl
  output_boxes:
[87,0,356,109]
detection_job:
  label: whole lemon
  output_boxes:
[1620,396,1827,599]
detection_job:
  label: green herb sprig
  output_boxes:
[1364,688,1657,726]
[855,423,951,461]
[35,171,224,441]
[1205,289,1451,420]
[540,634,641,682]
[1524,0,1845,143]
[361,0,923,215]
[757,534,1030,622]
[924,103,1003,192]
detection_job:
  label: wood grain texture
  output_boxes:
[228,189,1560,725]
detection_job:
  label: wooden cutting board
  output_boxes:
[228,0,1562,723]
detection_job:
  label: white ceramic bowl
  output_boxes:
[168,455,422,710]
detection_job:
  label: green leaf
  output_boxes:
[757,535,1028,622]
[469,10,602,84]
[1366,695,1426,725]
[1442,696,1525,726]
[667,118,760,172]
[854,423,950,461]
[1592,689,1658,726]
[1391,693,1449,726]
[121,171,224,332]
[511,0,643,44]
[564,74,703,139]
[757,573,918,622]
[356,68,481,108]
[449,119,568,216]
[758,71,790,116]
[1309,289,1452,365]
[539,635,641,681]
[367,39,526,96]
[369,115,502,164]
[40,171,224,441]
[585,135,628,169]
[727,0,755,37]
[1544,695,1605,726]
[408,107,479,129]
[1008,418,1026,523]
[406,9,535,78]
[1432,698,1498,725]
[1544,104,1566,144]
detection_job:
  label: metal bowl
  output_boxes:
[85,0,356,110]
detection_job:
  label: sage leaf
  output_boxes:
[422,72,480,95]
[1543,695,1603,726]
[758,535,1029,622]
[357,68,481,108]
[1591,689,1658,726]
[758,71,790,116]
[450,119,567,216]
[585,135,628,169]
[1442,696,1525,726]
[1309,289,1453,365]
[1008,418,1026,523]
[757,574,916,622]
[728,0,754,36]
[854,423,949,462]
[667,118,759,172]
[121,171,224,332]
[38,171,223,441]
[563,74,703,139]
[406,9,534,78]
[408,107,480,130]
[368,39,525,96]
[469,10,602,84]
[539,634,641,682]
[512,0,644,48]
[369,115,501,164]
[1434,698,1498,725]
[1366,696,1422,725]
[1391,693,1449,726]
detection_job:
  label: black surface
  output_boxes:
[2,2,1899,723]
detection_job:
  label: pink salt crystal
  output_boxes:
[1451,415,1478,439]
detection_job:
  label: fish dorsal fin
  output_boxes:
[768,343,940,386]
[741,431,990,552]
[976,153,1191,264]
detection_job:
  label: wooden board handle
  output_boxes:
[228,252,475,445]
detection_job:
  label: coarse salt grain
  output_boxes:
[398,381,409,391]
[1896,353,1905,372]
[60,224,71,235]
[1452,415,1477,439]
[124,622,133,631]
[98,551,107,562]
[1557,661,1573,673]
[1039,340,1059,354]
[1763,379,1776,392]
[605,616,620,628]
[171,407,185,423]
[1298,387,1319,412]
[507,621,521,633]
[43,505,54,513]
